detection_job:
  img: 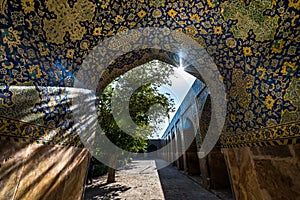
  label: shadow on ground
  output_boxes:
[84,182,131,200]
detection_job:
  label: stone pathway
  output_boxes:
[156,159,220,200]
[84,159,220,200]
[84,159,164,200]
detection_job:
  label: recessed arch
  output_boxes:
[75,27,227,167]
[183,117,201,175]
[199,94,211,143]
[147,144,158,152]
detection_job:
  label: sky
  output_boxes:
[155,66,196,138]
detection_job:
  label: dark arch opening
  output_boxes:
[176,121,184,170]
[199,94,232,197]
[147,144,158,152]
[183,118,201,176]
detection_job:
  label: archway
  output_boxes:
[147,144,158,152]
[0,1,299,199]
[176,121,184,170]
[183,118,201,176]
[147,144,158,158]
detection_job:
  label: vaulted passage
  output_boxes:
[0,0,299,199]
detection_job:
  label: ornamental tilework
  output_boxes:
[0,116,82,146]
[0,0,299,147]
[220,121,300,148]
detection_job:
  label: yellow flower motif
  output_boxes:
[292,15,299,26]
[226,38,236,48]
[66,49,74,59]
[190,14,201,23]
[230,114,236,122]
[38,43,50,56]
[44,0,96,44]
[1,61,14,69]
[207,0,217,8]
[153,9,162,18]
[21,0,35,14]
[149,0,165,7]
[264,94,275,110]
[93,27,102,36]
[114,15,124,24]
[257,67,266,80]
[167,9,178,18]
[2,27,21,49]
[243,46,252,56]
[271,39,284,53]
[28,65,42,78]
[244,110,254,122]
[281,62,297,75]
[289,0,300,10]
[129,22,136,27]
[80,40,90,50]
[214,26,223,34]
[138,10,147,19]
[101,1,110,9]
[257,118,262,124]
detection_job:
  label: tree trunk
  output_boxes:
[107,167,116,183]
[107,154,117,183]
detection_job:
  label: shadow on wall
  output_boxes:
[0,140,90,200]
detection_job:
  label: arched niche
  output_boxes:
[183,118,201,176]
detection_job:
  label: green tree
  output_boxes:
[97,60,175,183]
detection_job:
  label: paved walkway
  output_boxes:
[84,159,220,200]
[156,159,219,200]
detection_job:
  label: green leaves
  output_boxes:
[97,60,175,154]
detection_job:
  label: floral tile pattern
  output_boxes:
[0,0,299,147]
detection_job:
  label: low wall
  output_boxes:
[0,140,90,200]
[223,144,300,200]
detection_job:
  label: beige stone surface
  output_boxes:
[223,144,300,200]
[0,141,90,200]
[84,159,165,200]
[0,141,28,200]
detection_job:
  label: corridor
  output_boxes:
[84,159,220,200]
